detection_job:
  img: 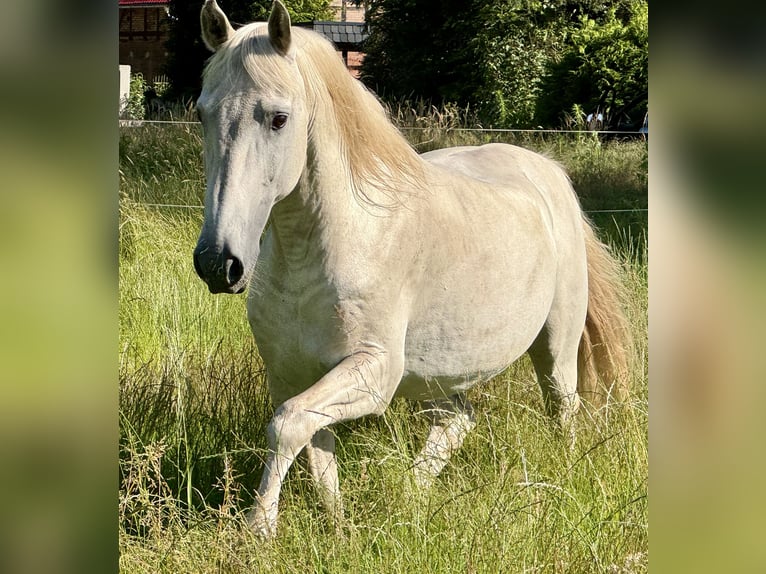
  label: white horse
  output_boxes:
[193,0,631,537]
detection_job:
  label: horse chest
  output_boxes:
[246,265,360,398]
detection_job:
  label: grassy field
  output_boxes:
[119,120,647,573]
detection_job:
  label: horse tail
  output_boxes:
[577,219,633,407]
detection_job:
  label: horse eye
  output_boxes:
[271,113,288,131]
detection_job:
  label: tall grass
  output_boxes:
[119,117,647,573]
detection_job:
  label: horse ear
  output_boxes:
[200,0,235,52]
[268,0,292,56]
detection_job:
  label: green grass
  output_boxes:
[119,121,647,573]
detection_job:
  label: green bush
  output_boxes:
[536,2,648,128]
[121,73,147,121]
[362,0,648,129]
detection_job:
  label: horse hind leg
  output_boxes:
[413,393,476,488]
[528,323,581,433]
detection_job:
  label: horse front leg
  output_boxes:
[304,428,342,524]
[249,348,398,538]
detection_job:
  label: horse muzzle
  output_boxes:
[193,244,248,294]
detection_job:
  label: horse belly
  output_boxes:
[397,267,555,400]
[397,321,544,400]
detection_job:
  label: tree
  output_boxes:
[535,1,648,128]
[165,0,333,101]
[471,0,646,128]
[470,0,564,127]
[361,0,483,109]
[247,0,334,22]
[361,0,647,128]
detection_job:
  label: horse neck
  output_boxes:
[267,82,423,271]
[267,114,371,268]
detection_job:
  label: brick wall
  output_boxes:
[330,0,366,23]
[119,7,169,83]
[118,4,367,84]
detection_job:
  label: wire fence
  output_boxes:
[119,118,646,136]
[119,119,647,216]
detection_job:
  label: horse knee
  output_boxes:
[268,401,313,457]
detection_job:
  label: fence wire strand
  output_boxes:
[119,118,644,135]
[120,121,646,214]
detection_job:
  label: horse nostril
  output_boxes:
[193,244,246,292]
[225,255,244,286]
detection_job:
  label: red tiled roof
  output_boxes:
[119,0,168,6]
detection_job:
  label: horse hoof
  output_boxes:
[246,510,277,540]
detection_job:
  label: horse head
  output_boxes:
[193,0,308,293]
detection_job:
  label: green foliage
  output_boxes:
[248,0,334,22]
[362,0,647,129]
[362,0,483,106]
[471,1,560,127]
[121,73,147,120]
[536,1,648,128]
[165,0,333,101]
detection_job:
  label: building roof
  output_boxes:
[309,21,368,49]
[119,0,168,6]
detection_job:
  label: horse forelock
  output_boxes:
[202,23,296,98]
[203,23,424,208]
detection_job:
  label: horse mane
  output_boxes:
[203,23,425,208]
